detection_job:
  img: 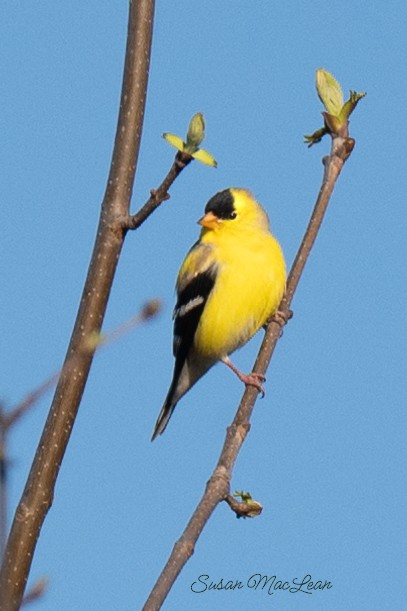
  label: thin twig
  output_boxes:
[126,151,193,230]
[0,2,156,608]
[142,133,355,610]
[21,578,48,606]
[87,299,162,351]
[0,299,160,571]
[5,298,161,431]
[4,375,60,431]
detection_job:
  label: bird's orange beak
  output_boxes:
[198,211,220,230]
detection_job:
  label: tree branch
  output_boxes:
[142,133,355,610]
[0,2,156,608]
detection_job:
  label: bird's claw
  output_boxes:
[264,308,293,336]
[270,308,293,326]
[241,372,266,397]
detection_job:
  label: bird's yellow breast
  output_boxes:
[194,227,286,359]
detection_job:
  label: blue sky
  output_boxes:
[1,2,406,609]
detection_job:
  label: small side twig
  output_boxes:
[21,577,48,606]
[126,111,216,230]
[126,151,193,230]
[142,132,355,610]
[0,299,160,584]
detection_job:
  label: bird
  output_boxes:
[151,187,286,440]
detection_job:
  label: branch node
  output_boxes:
[150,188,170,203]
[175,538,195,560]
[238,422,250,440]
[16,502,33,522]
[175,150,193,169]
[209,465,230,499]
[340,137,355,160]
[226,422,250,445]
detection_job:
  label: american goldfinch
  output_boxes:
[152,188,286,440]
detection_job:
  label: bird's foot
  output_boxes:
[222,357,266,397]
[264,308,293,335]
[270,308,293,326]
[238,371,266,397]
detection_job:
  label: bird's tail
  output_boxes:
[152,352,198,440]
[151,392,178,441]
[151,357,212,440]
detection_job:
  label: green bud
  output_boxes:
[316,68,344,116]
[233,490,263,518]
[306,70,365,145]
[185,112,206,152]
[163,113,217,167]
[245,500,263,518]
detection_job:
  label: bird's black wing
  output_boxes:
[172,243,218,376]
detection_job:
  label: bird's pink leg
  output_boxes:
[221,356,266,397]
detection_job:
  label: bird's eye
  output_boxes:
[229,211,237,220]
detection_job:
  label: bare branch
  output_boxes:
[0,2,156,608]
[142,132,355,610]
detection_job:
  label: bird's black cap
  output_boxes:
[204,189,235,220]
